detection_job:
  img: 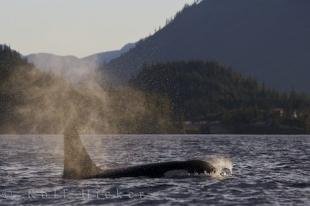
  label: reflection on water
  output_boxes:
[0,135,309,205]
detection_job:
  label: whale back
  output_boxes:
[63,124,102,179]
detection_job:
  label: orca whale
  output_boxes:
[63,124,217,179]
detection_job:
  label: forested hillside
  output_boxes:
[1,45,310,134]
[0,45,174,134]
[131,61,310,133]
[106,0,310,92]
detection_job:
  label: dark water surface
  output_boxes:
[0,135,309,205]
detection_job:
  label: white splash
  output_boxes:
[207,155,233,179]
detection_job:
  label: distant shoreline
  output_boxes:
[1,133,309,136]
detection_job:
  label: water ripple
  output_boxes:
[0,135,309,205]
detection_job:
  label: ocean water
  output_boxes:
[0,135,309,205]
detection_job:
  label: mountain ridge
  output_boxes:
[26,43,135,81]
[105,0,310,92]
[83,43,135,65]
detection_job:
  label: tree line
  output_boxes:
[1,45,310,134]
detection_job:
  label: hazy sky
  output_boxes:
[0,0,195,57]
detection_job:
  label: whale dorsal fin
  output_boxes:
[63,123,103,179]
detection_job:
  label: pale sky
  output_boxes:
[0,0,195,57]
